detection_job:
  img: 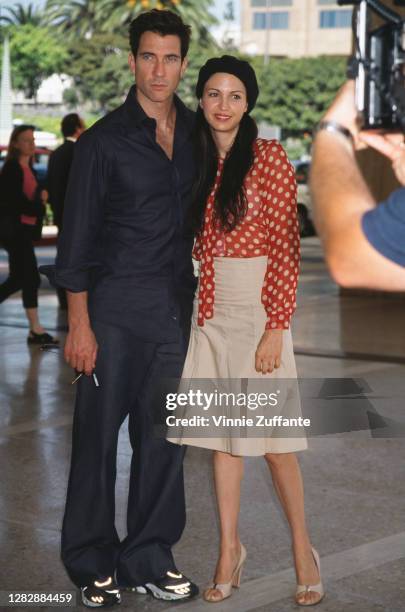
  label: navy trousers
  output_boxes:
[61,320,187,588]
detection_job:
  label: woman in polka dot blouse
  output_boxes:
[169,57,324,606]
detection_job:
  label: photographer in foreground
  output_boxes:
[311,80,405,290]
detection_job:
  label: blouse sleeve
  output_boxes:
[260,141,300,330]
[192,233,202,261]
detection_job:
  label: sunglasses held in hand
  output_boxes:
[40,345,100,387]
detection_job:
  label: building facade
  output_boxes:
[240,0,354,57]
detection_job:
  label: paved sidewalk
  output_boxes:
[0,238,404,611]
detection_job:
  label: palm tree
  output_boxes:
[45,1,99,37]
[101,0,216,34]
[0,2,43,26]
[45,0,217,41]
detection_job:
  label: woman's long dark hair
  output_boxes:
[191,107,258,234]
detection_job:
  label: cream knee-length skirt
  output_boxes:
[168,256,307,456]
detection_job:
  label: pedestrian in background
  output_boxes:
[47,113,85,309]
[0,125,58,345]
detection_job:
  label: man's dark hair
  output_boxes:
[61,113,82,138]
[129,9,191,60]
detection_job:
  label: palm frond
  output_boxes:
[0,2,43,26]
[44,0,217,42]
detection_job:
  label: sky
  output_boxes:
[212,0,240,22]
[0,0,241,23]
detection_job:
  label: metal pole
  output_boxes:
[264,0,271,65]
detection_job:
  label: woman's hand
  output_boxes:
[255,329,283,374]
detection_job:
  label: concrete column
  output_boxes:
[0,36,13,145]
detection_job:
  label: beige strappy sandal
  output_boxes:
[203,544,247,603]
[295,547,325,606]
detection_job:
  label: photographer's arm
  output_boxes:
[311,82,405,290]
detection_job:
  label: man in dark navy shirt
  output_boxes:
[55,10,198,607]
[311,81,405,290]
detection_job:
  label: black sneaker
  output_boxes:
[132,570,199,601]
[27,331,59,346]
[81,577,121,608]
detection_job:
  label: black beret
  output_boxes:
[195,55,259,113]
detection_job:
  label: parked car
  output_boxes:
[292,159,316,237]
[0,145,51,187]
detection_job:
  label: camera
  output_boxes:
[338,0,405,130]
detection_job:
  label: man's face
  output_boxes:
[129,31,187,103]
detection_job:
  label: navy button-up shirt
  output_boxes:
[55,85,196,342]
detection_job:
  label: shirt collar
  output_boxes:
[123,84,194,133]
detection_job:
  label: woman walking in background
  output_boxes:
[0,125,58,345]
[170,56,324,606]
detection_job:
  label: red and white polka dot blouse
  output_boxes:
[193,138,300,330]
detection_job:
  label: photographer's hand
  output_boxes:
[359,131,405,185]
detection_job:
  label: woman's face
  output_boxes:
[200,72,248,135]
[15,129,35,158]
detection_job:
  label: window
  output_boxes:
[319,9,352,28]
[251,0,292,6]
[253,11,290,30]
[253,12,267,29]
[270,11,289,29]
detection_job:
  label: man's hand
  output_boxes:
[255,329,283,374]
[64,322,98,376]
[65,291,97,376]
[359,131,405,185]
